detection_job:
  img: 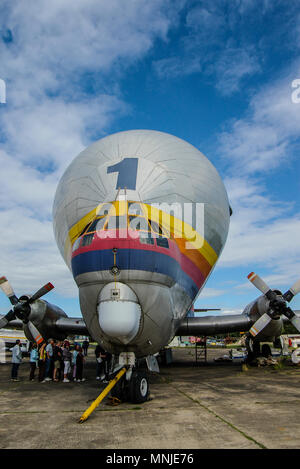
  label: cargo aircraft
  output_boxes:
[1,130,300,402]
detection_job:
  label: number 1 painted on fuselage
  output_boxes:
[107,158,138,190]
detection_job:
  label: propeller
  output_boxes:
[0,276,54,344]
[247,272,300,337]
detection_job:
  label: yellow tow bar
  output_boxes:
[78,367,127,423]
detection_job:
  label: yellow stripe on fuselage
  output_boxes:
[66,201,218,268]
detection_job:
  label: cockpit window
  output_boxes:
[149,220,163,235]
[104,215,127,230]
[95,216,107,231]
[86,219,99,233]
[139,234,154,245]
[72,237,82,252]
[81,233,94,247]
[156,237,169,249]
[129,216,151,232]
[128,202,144,217]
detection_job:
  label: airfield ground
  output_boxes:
[1,347,300,449]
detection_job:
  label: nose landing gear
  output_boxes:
[129,370,150,403]
[111,369,150,403]
[110,353,150,403]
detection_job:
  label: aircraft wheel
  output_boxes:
[245,336,261,362]
[261,344,272,358]
[129,371,149,403]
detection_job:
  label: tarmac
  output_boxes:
[1,346,300,449]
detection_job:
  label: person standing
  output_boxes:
[38,342,47,382]
[75,346,85,382]
[44,339,54,381]
[62,341,72,382]
[29,343,38,381]
[53,341,62,382]
[95,344,105,380]
[11,340,22,381]
[72,344,79,381]
[82,339,89,357]
[95,344,111,382]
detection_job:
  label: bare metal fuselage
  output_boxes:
[53,130,230,357]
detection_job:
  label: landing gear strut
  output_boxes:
[110,353,150,403]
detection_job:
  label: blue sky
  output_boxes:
[0,0,300,318]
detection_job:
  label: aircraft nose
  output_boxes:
[97,283,141,345]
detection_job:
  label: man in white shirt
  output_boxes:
[11,340,22,381]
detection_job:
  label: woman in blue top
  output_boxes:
[29,343,39,381]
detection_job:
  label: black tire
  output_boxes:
[129,371,149,403]
[245,336,260,363]
[261,344,272,358]
[252,340,261,356]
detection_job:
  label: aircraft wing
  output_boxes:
[55,317,89,336]
[176,311,300,336]
[2,311,300,342]
[0,314,89,337]
[0,317,23,329]
[1,312,252,339]
[176,314,253,336]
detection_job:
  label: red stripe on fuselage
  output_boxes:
[72,229,208,288]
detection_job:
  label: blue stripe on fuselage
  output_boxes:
[71,248,198,299]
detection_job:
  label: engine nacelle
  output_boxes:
[20,296,68,342]
[243,294,283,341]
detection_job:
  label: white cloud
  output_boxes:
[0,0,184,301]
[2,95,126,174]
[219,309,243,316]
[153,56,201,79]
[219,59,300,174]
[200,287,225,298]
[1,0,175,92]
[153,2,265,94]
[213,47,261,96]
[213,55,300,297]
[0,207,77,297]
[217,175,300,291]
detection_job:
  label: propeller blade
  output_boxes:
[290,315,300,333]
[0,309,17,329]
[247,272,278,302]
[27,321,45,345]
[249,313,272,337]
[28,282,54,303]
[282,306,300,332]
[0,277,19,305]
[283,279,300,303]
[247,272,277,301]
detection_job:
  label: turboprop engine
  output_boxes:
[0,277,68,344]
[243,272,300,342]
